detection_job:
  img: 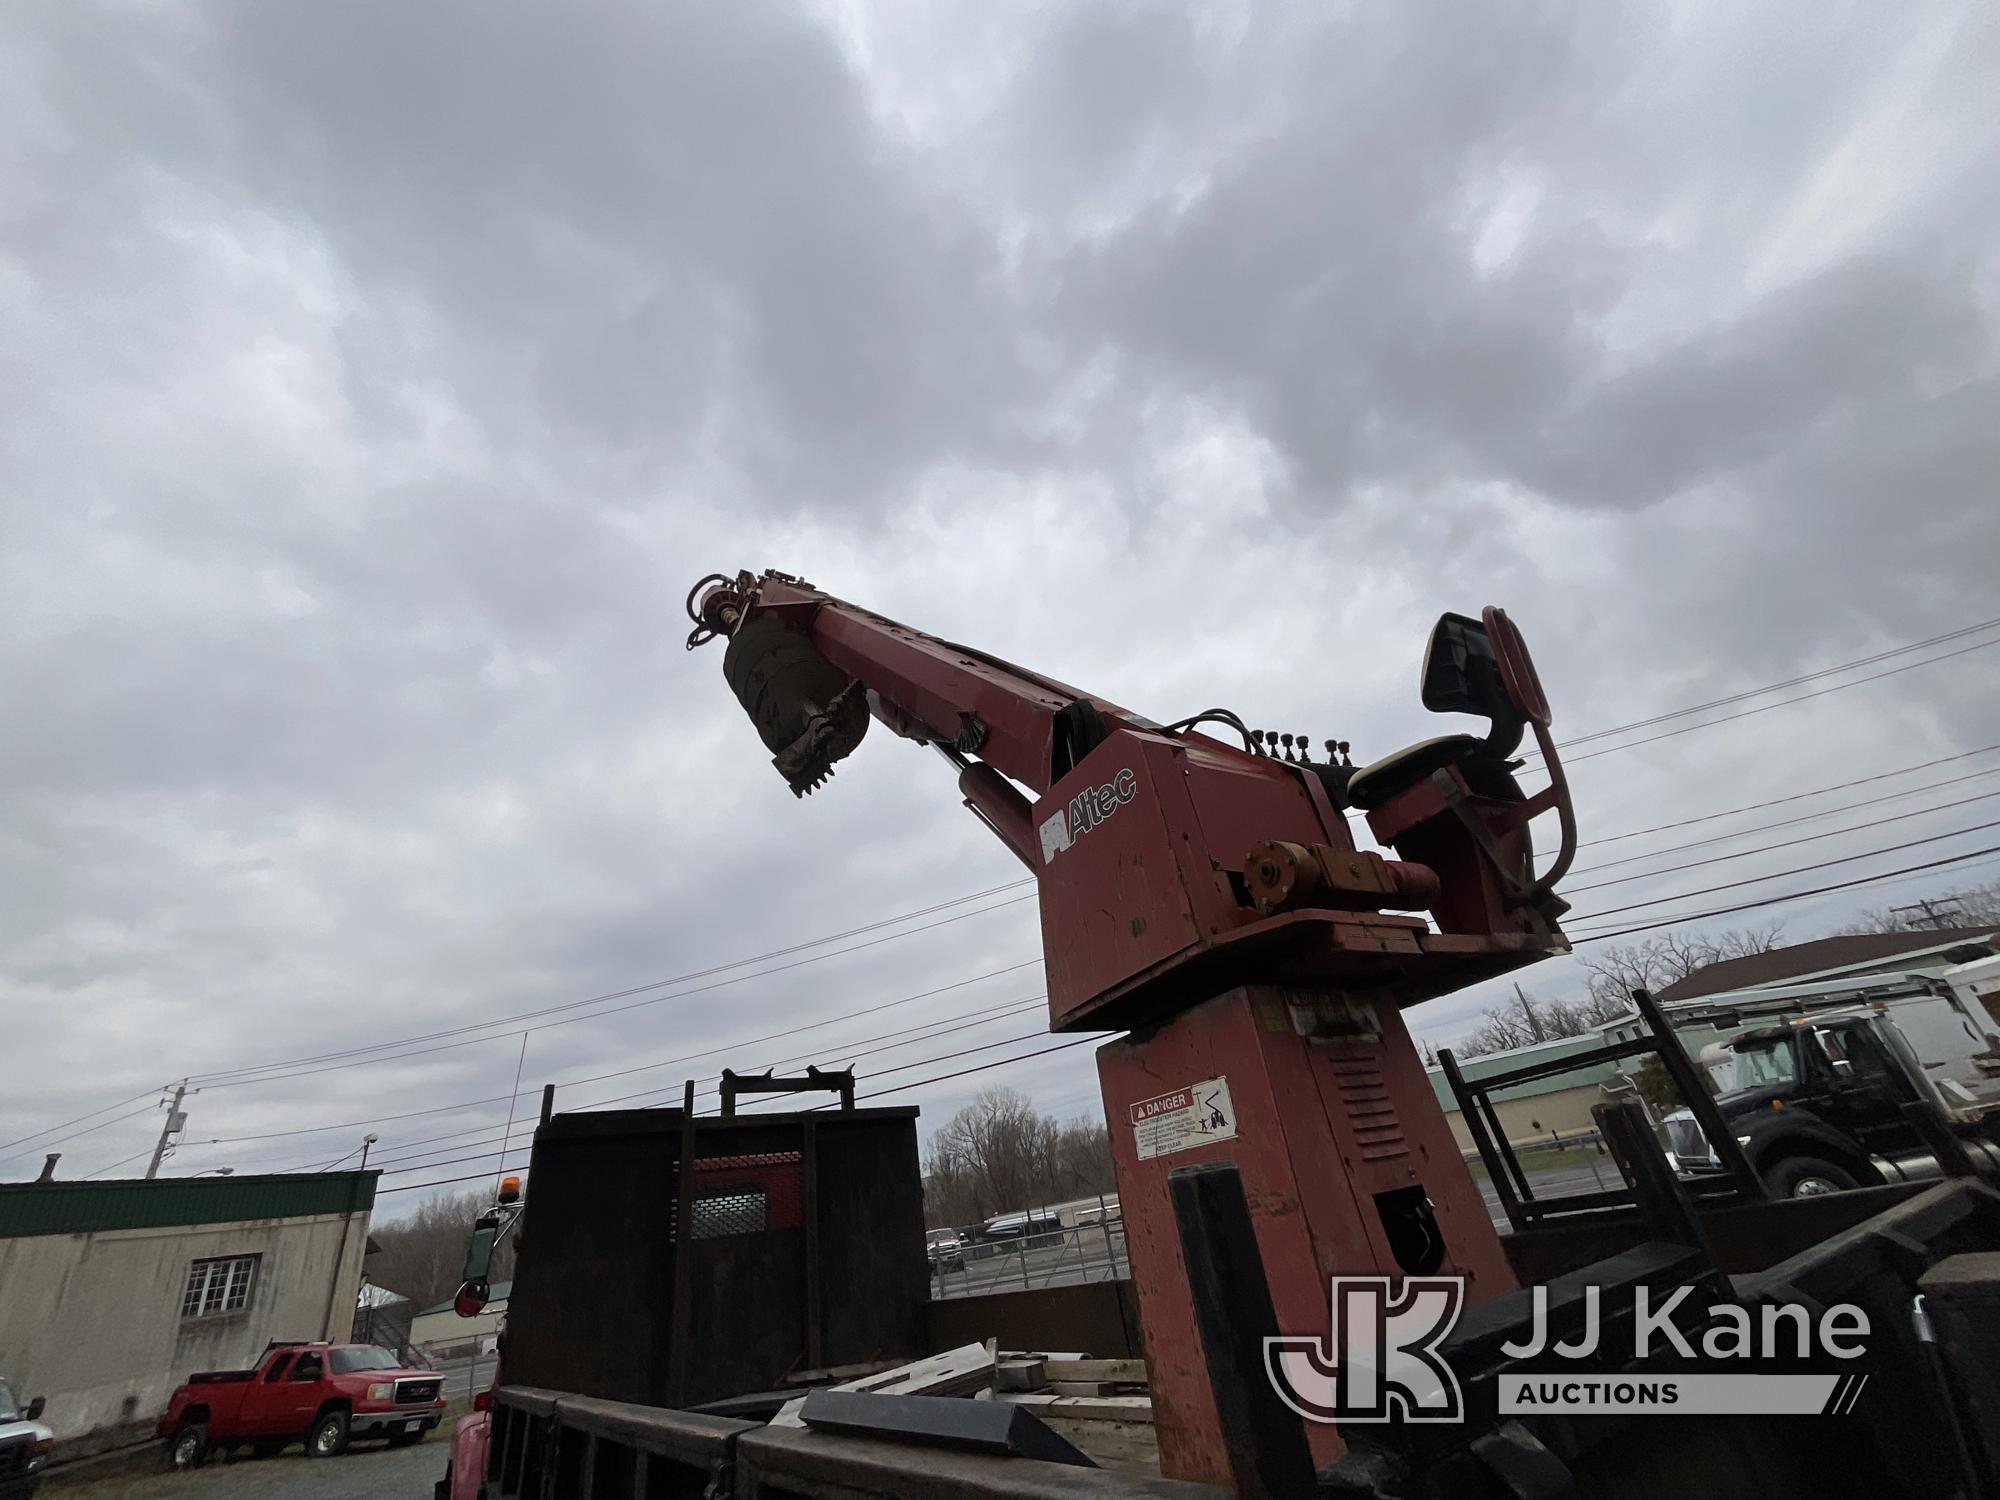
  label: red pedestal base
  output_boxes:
[1097,985,1515,1484]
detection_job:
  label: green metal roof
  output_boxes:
[0,1172,377,1240]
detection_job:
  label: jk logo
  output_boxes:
[1265,1277,1466,1424]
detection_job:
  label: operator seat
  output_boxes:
[1344,735,1486,811]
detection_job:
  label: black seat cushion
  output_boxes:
[1345,734,1485,810]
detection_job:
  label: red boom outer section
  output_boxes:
[1034,729,1350,1031]
[1098,987,1514,1484]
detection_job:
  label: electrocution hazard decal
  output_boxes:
[1130,1077,1237,1161]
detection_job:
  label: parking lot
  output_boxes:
[44,1421,456,1500]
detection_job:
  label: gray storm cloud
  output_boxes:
[3,1,1995,1199]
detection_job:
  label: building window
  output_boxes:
[181,1254,259,1320]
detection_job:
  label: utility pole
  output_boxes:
[1891,898,1962,931]
[1514,984,1547,1044]
[145,1081,189,1180]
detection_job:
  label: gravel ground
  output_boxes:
[43,1421,458,1500]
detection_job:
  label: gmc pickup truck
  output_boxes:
[157,1341,446,1468]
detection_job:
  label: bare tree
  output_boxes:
[921,1089,1115,1229]
[1450,923,1787,1060]
[1577,923,1787,1007]
[366,1188,515,1312]
[1453,987,1633,1058]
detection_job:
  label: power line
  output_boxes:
[188,960,1045,1155]
[377,1164,534,1197]
[367,820,2000,1174]
[371,1016,1098,1179]
[1565,790,2000,894]
[17,631,1987,1170]
[1573,818,2000,921]
[1543,619,2000,752]
[299,997,1051,1175]
[378,840,2000,1184]
[191,878,1035,1086]
[48,721,1997,1175]
[190,642,2000,1095]
[363,844,2000,1202]
[1574,764,2000,874]
[192,892,1039,1093]
[848,1035,1101,1104]
[0,1100,169,1172]
[374,1034,1107,1198]
[159,773,2000,1170]
[178,1090,535,1149]
[82,1152,158,1184]
[0,1091,165,1166]
[1570,843,2000,944]
[205,753,2000,1147]
[1574,746,2000,849]
[1538,638,2000,768]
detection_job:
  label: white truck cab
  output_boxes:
[0,1377,53,1499]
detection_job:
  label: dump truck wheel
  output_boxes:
[1767,1155,1858,1198]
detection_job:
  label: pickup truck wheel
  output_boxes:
[168,1421,210,1470]
[1767,1155,1859,1198]
[307,1408,351,1459]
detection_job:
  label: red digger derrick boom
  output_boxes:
[687,567,1580,1483]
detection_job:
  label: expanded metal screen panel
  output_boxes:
[690,1188,768,1239]
[667,1151,803,1239]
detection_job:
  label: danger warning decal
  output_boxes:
[1130,1076,1237,1161]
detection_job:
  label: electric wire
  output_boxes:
[369,838,2000,1199]
[1574,765,2000,874]
[1565,790,2000,894]
[1543,619,2000,752]
[1532,638,2000,768]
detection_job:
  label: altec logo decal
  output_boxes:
[1040,767,1138,864]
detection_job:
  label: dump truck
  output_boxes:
[1660,954,2000,1195]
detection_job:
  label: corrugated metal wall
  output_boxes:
[0,1171,376,1239]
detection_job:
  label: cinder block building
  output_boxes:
[0,1172,376,1453]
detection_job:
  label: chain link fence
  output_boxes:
[930,1215,1129,1300]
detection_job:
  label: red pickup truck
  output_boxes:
[158,1341,446,1468]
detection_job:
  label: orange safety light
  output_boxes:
[497,1175,522,1205]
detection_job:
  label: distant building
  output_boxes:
[408,1280,509,1358]
[1426,928,2000,1150]
[352,1279,416,1359]
[1651,927,1999,1002]
[1426,1031,1628,1148]
[0,1171,376,1455]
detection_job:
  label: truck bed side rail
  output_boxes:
[485,1384,1226,1499]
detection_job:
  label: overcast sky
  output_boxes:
[5,2,1998,1218]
